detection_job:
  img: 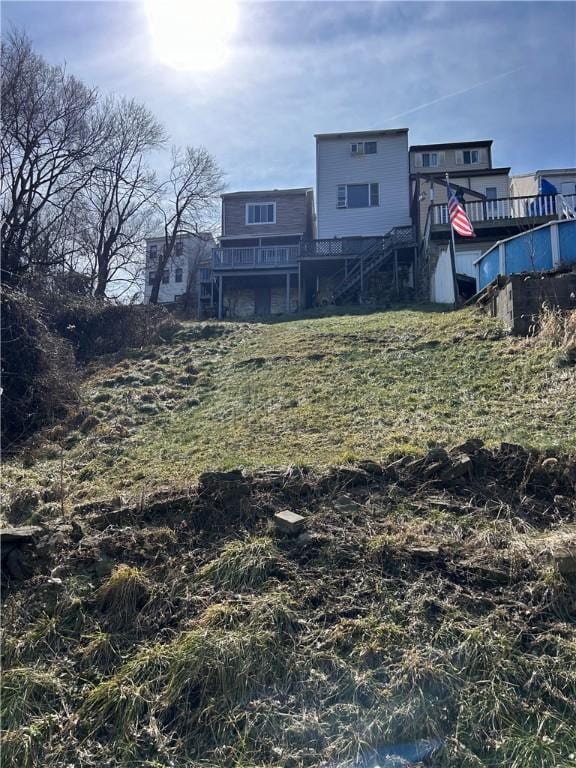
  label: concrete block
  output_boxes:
[274,510,305,534]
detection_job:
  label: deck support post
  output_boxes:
[286,272,291,313]
[298,262,302,311]
[394,250,399,298]
[218,274,223,319]
[360,255,364,295]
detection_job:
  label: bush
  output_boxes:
[44,293,181,362]
[1,287,78,450]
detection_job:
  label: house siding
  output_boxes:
[222,191,312,238]
[316,132,411,238]
[143,234,214,304]
[409,146,491,174]
[416,172,510,233]
[511,172,576,197]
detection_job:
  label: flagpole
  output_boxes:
[446,172,460,308]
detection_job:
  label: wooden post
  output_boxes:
[286,272,291,313]
[218,274,223,319]
[360,255,364,294]
[298,262,302,311]
[394,250,399,298]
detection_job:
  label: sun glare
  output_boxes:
[145,0,239,72]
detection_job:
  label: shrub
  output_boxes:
[1,287,78,450]
[46,294,181,362]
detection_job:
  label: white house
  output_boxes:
[315,128,412,239]
[143,232,215,306]
[511,168,576,199]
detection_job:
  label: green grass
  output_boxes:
[3,304,575,510]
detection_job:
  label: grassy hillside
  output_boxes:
[2,305,576,768]
[3,305,575,512]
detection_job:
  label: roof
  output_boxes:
[512,168,576,178]
[222,187,312,199]
[146,231,214,242]
[410,140,493,152]
[412,166,511,178]
[314,128,408,140]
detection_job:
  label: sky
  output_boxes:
[2,0,575,194]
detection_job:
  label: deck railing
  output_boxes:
[302,226,415,259]
[213,245,300,269]
[431,194,576,226]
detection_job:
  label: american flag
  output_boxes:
[447,183,475,237]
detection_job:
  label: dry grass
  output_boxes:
[537,305,576,367]
[197,536,285,591]
[96,564,151,629]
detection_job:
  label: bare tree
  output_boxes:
[75,97,165,297]
[148,146,224,304]
[1,31,105,283]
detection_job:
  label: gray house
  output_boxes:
[213,188,316,318]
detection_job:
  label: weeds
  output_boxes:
[0,667,63,729]
[96,565,151,628]
[198,536,284,591]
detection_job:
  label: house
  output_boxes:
[301,129,416,305]
[212,188,315,319]
[315,129,412,238]
[510,168,576,204]
[412,140,574,303]
[143,232,216,315]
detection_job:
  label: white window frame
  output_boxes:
[457,149,481,165]
[351,141,377,156]
[245,202,276,225]
[422,152,438,168]
[336,183,379,209]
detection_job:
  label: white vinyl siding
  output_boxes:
[143,233,214,304]
[317,132,411,238]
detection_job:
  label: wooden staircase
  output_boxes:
[331,227,415,303]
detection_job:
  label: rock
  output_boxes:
[274,510,305,535]
[450,438,484,456]
[6,488,41,524]
[333,496,362,513]
[553,544,576,579]
[439,455,473,481]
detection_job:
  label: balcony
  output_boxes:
[430,194,576,228]
[212,245,299,270]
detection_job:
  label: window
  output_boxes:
[149,244,157,257]
[336,183,379,209]
[175,268,183,283]
[175,240,184,255]
[246,203,275,224]
[422,152,438,168]
[148,271,155,284]
[459,149,480,165]
[486,187,498,217]
[162,270,170,284]
[351,141,377,155]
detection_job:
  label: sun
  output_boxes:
[144,0,239,72]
